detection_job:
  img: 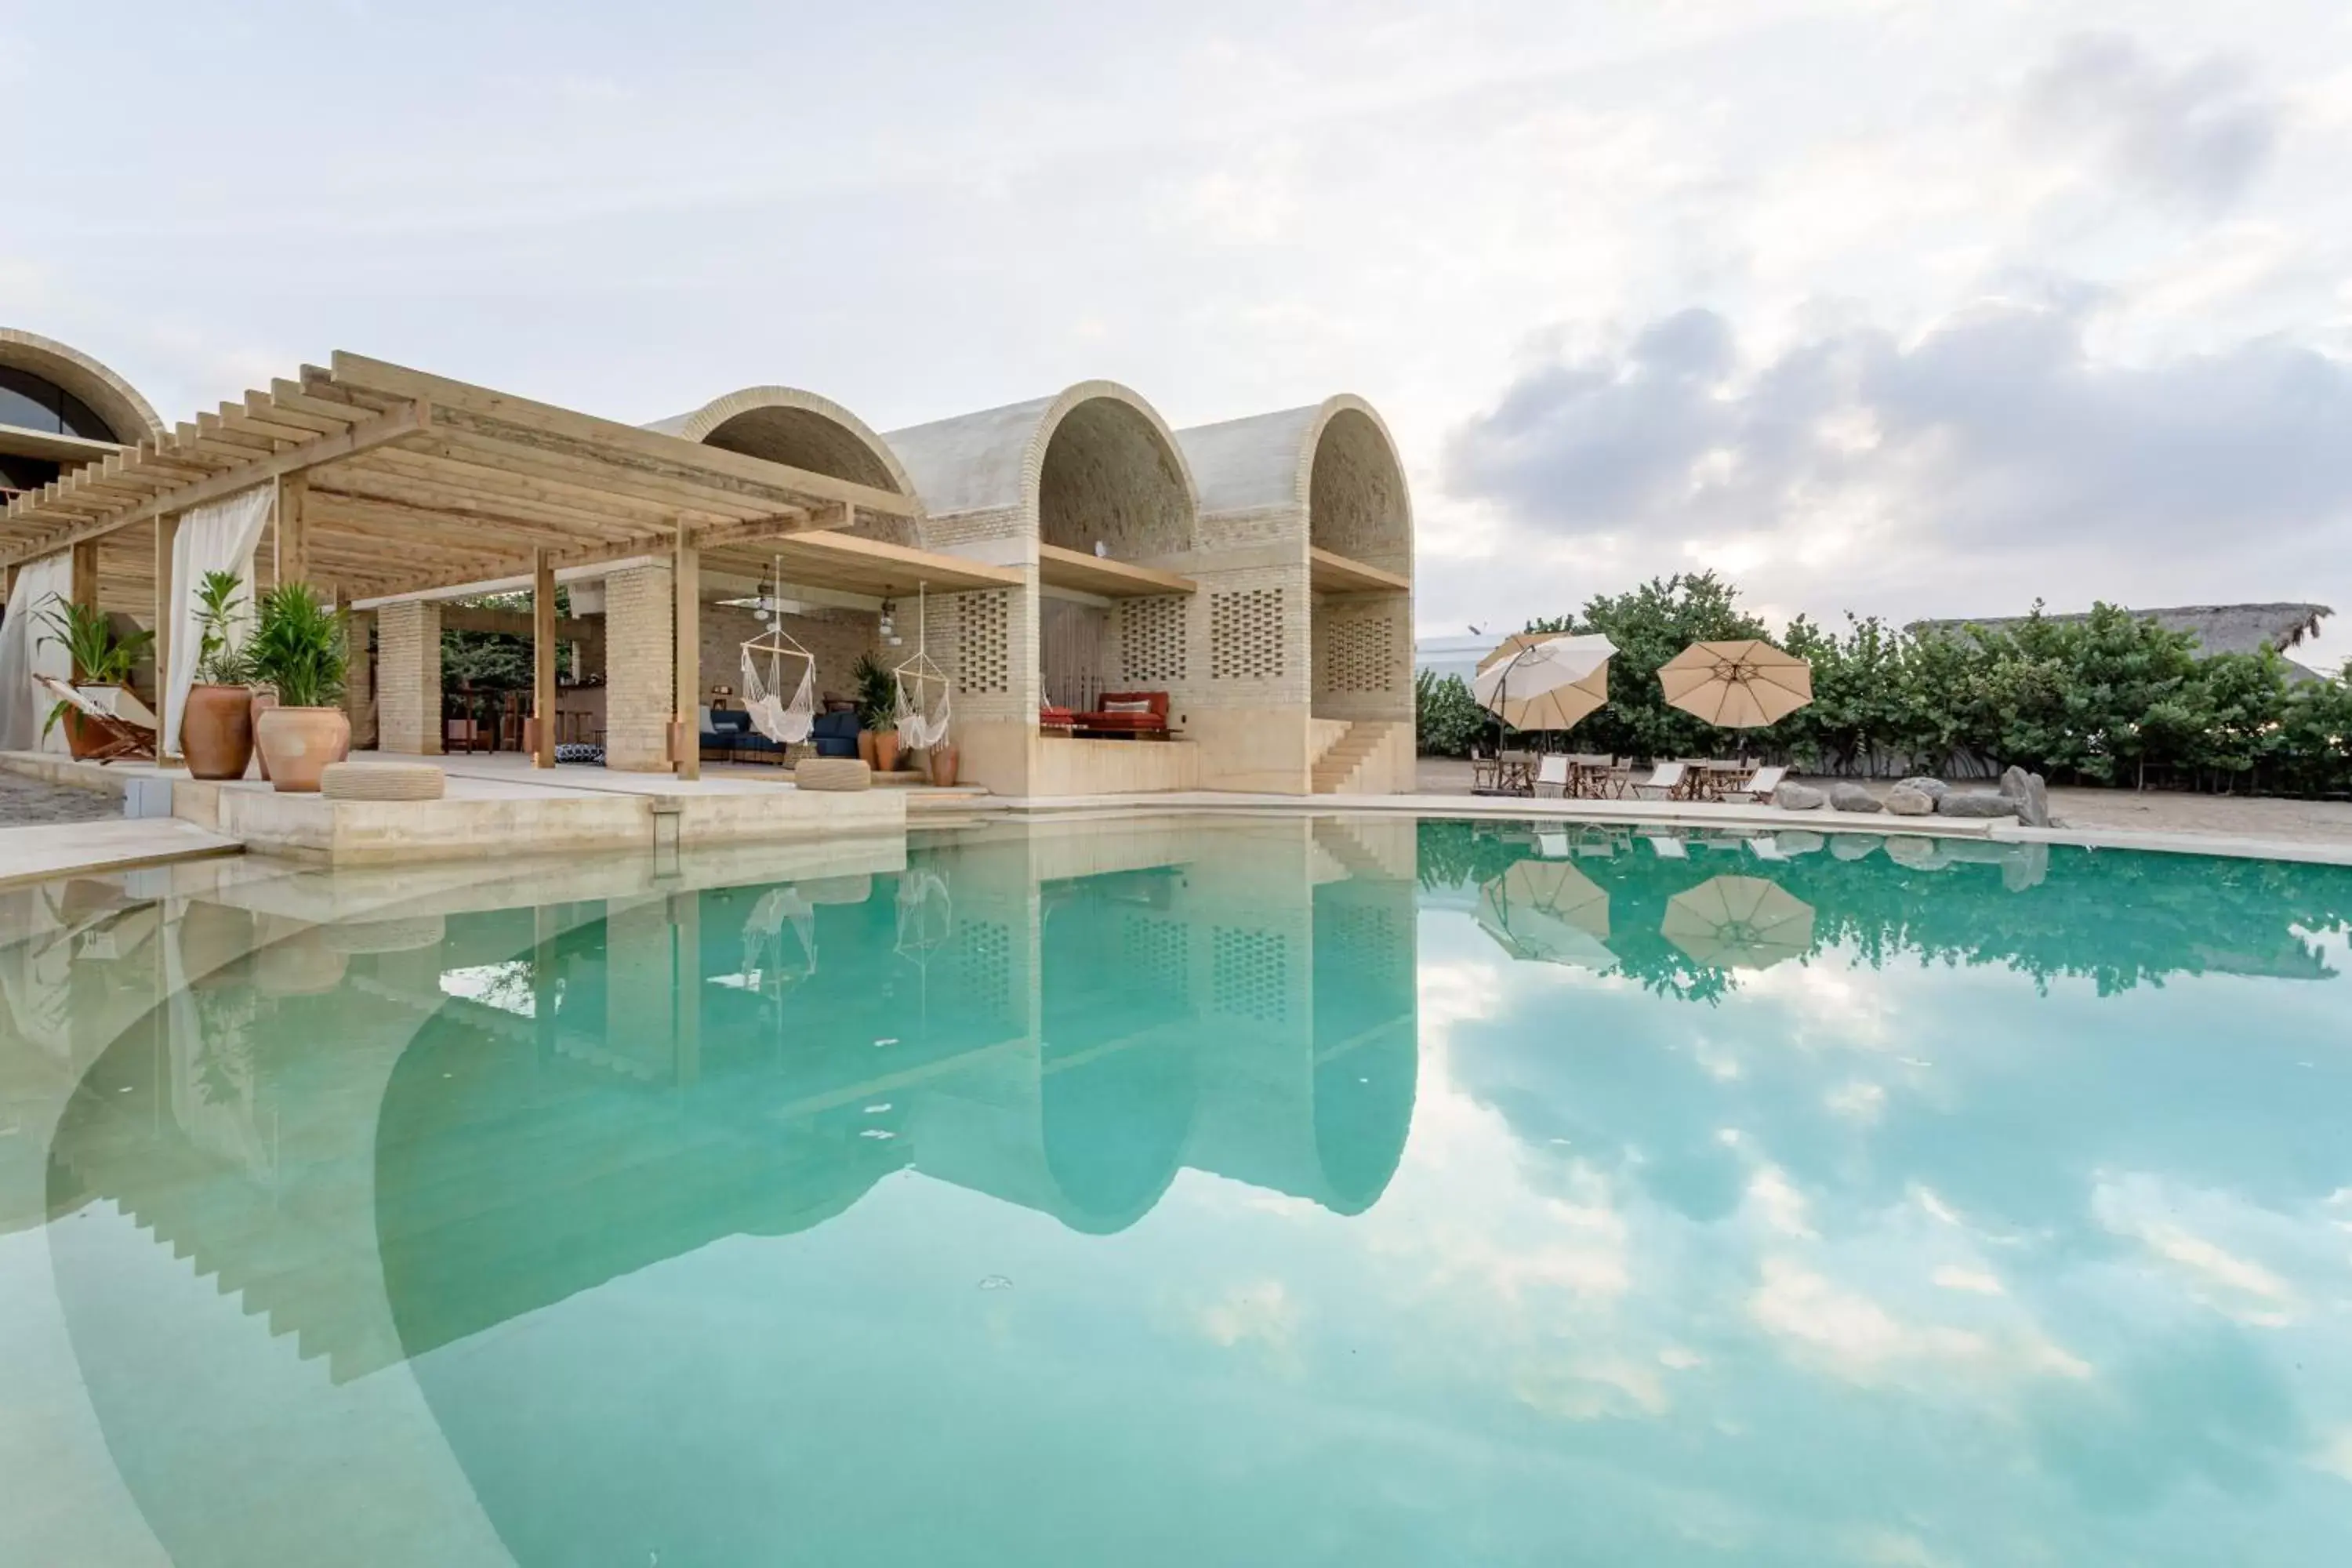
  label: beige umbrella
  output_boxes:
[1474,633,1616,732]
[1475,858,1614,971]
[1658,640,1812,728]
[1661,875,1814,971]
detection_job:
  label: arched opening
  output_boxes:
[1307,407,1409,573]
[1036,397,1196,714]
[0,333,154,496]
[1308,405,1414,739]
[674,389,917,547]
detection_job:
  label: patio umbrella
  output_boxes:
[1661,875,1814,971]
[1475,858,1614,971]
[1474,633,1617,732]
[1658,640,1811,728]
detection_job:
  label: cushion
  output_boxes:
[697,704,713,735]
[1094,691,1170,717]
[1100,699,1153,714]
[812,735,859,758]
[812,710,861,741]
[794,757,870,793]
[320,761,445,801]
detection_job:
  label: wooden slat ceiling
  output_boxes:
[0,352,922,601]
[1036,542,1197,598]
[1308,546,1410,594]
[708,530,1025,601]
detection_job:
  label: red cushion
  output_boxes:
[1075,711,1167,731]
[1093,691,1170,718]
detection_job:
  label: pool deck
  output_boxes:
[5,747,2351,881]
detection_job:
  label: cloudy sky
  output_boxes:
[7,0,2350,658]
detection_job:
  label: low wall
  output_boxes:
[1027,736,1201,797]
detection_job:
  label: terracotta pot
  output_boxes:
[249,691,278,781]
[177,898,256,985]
[255,706,352,793]
[257,930,348,996]
[871,729,900,775]
[927,743,960,788]
[857,729,877,767]
[182,684,256,779]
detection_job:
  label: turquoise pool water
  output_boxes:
[3,816,2350,1565]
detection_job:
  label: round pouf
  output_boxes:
[320,761,446,802]
[794,758,870,793]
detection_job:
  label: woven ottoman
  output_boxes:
[794,758,870,793]
[320,761,445,801]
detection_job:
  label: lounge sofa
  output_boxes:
[701,705,866,764]
[1067,691,1171,739]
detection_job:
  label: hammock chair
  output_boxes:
[741,618,817,746]
[741,885,817,989]
[893,582,952,751]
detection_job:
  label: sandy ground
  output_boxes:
[1413,757,2352,848]
[0,772,119,827]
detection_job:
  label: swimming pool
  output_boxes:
[3,816,2349,1565]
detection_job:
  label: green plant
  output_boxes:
[852,652,896,731]
[247,583,348,709]
[191,569,254,685]
[1414,669,1487,757]
[35,594,156,738]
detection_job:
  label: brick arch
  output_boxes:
[1301,397,1410,575]
[1025,382,1199,561]
[0,326,165,444]
[650,386,921,544]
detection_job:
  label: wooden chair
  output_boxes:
[36,678,157,764]
[1534,753,1573,798]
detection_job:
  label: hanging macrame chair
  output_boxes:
[741,884,817,988]
[741,626,817,746]
[894,582,951,750]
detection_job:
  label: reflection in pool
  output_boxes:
[5,816,2352,1566]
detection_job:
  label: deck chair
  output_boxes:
[1725,764,1788,805]
[1645,833,1690,859]
[1534,753,1572,798]
[1633,760,1686,800]
[37,677,158,764]
[1746,836,1790,862]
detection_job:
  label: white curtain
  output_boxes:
[164,485,274,757]
[0,551,74,753]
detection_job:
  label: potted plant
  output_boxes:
[246,583,350,793]
[852,652,898,771]
[182,569,258,779]
[35,596,155,759]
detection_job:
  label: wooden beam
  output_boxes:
[1,400,430,567]
[673,537,699,781]
[1036,542,1199,598]
[154,514,180,757]
[533,548,557,769]
[329,351,921,518]
[275,472,310,588]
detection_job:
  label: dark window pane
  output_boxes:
[0,366,66,434]
[0,452,63,493]
[56,386,118,442]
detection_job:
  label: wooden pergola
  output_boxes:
[0,352,1017,778]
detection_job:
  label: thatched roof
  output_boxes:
[1911,603,2337,679]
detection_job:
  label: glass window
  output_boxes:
[0,365,123,441]
[0,452,64,494]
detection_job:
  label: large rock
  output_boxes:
[1996,768,2053,828]
[1828,782,1883,813]
[1936,791,2015,818]
[1896,775,1949,802]
[1774,830,1827,855]
[1773,782,1826,811]
[1885,834,1949,871]
[1884,785,1936,816]
[1828,833,1883,861]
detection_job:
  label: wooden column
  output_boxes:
[67,541,100,681]
[673,536,700,781]
[274,474,309,590]
[532,549,557,768]
[154,514,181,762]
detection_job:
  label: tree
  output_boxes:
[1532,572,1770,759]
[1414,670,1486,757]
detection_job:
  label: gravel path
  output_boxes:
[0,773,120,827]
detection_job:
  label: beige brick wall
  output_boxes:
[376,601,439,754]
[604,564,673,771]
[702,602,877,710]
[1312,589,1413,724]
[343,609,376,748]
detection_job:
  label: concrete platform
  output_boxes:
[0,750,912,867]
[0,816,241,889]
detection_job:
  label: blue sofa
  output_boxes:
[699,706,864,762]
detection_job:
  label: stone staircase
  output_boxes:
[1311,720,1403,794]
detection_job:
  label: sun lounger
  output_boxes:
[1633,760,1687,800]
[1724,764,1788,804]
[36,677,158,764]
